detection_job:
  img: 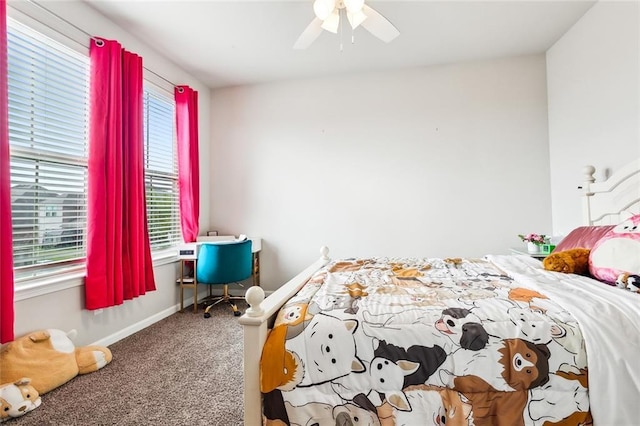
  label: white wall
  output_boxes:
[9,0,211,346]
[210,55,552,290]
[547,1,640,235]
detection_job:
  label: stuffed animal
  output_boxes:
[0,378,41,422]
[542,248,591,275]
[615,273,640,293]
[0,329,112,395]
[589,214,640,283]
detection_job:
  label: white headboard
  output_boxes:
[580,159,640,225]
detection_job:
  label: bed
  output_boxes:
[239,160,640,426]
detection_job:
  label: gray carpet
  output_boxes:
[9,301,247,426]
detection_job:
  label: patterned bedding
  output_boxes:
[260,257,591,426]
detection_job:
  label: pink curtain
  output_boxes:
[175,86,199,243]
[0,0,14,343]
[85,38,155,310]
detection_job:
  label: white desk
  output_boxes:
[177,236,262,312]
[196,236,261,252]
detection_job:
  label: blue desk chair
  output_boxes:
[196,239,253,317]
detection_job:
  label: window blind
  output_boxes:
[7,18,89,276]
[143,88,182,249]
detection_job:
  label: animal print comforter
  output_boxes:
[260,257,591,426]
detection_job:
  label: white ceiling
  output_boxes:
[84,0,596,89]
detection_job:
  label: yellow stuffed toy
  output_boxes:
[0,329,112,395]
[542,248,591,276]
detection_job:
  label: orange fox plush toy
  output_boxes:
[542,248,591,276]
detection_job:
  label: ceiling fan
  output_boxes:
[294,0,400,50]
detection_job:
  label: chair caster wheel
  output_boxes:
[204,312,211,318]
[234,311,241,317]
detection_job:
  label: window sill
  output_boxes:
[14,248,180,302]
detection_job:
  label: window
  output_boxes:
[7,18,89,278]
[143,88,181,249]
[8,18,181,281]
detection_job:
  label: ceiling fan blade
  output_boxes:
[361,4,400,43]
[293,18,324,50]
[347,9,367,29]
[321,8,340,33]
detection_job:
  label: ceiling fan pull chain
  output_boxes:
[339,6,344,51]
[338,8,343,52]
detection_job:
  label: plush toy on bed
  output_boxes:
[615,273,640,293]
[589,214,640,284]
[542,248,591,275]
[0,329,112,395]
[0,378,41,422]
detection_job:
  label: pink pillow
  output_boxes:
[553,225,615,252]
[589,214,640,284]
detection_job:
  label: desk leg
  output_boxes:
[193,259,198,313]
[179,261,185,312]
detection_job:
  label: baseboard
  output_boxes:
[91,304,177,347]
[92,288,273,347]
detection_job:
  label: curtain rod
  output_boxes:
[26,0,179,89]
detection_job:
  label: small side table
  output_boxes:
[178,258,198,313]
[177,243,199,313]
[509,247,548,260]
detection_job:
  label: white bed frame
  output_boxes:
[239,159,640,426]
[238,247,331,425]
[581,159,640,225]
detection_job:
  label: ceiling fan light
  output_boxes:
[346,10,367,29]
[320,9,340,33]
[313,0,336,20]
[344,0,365,14]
